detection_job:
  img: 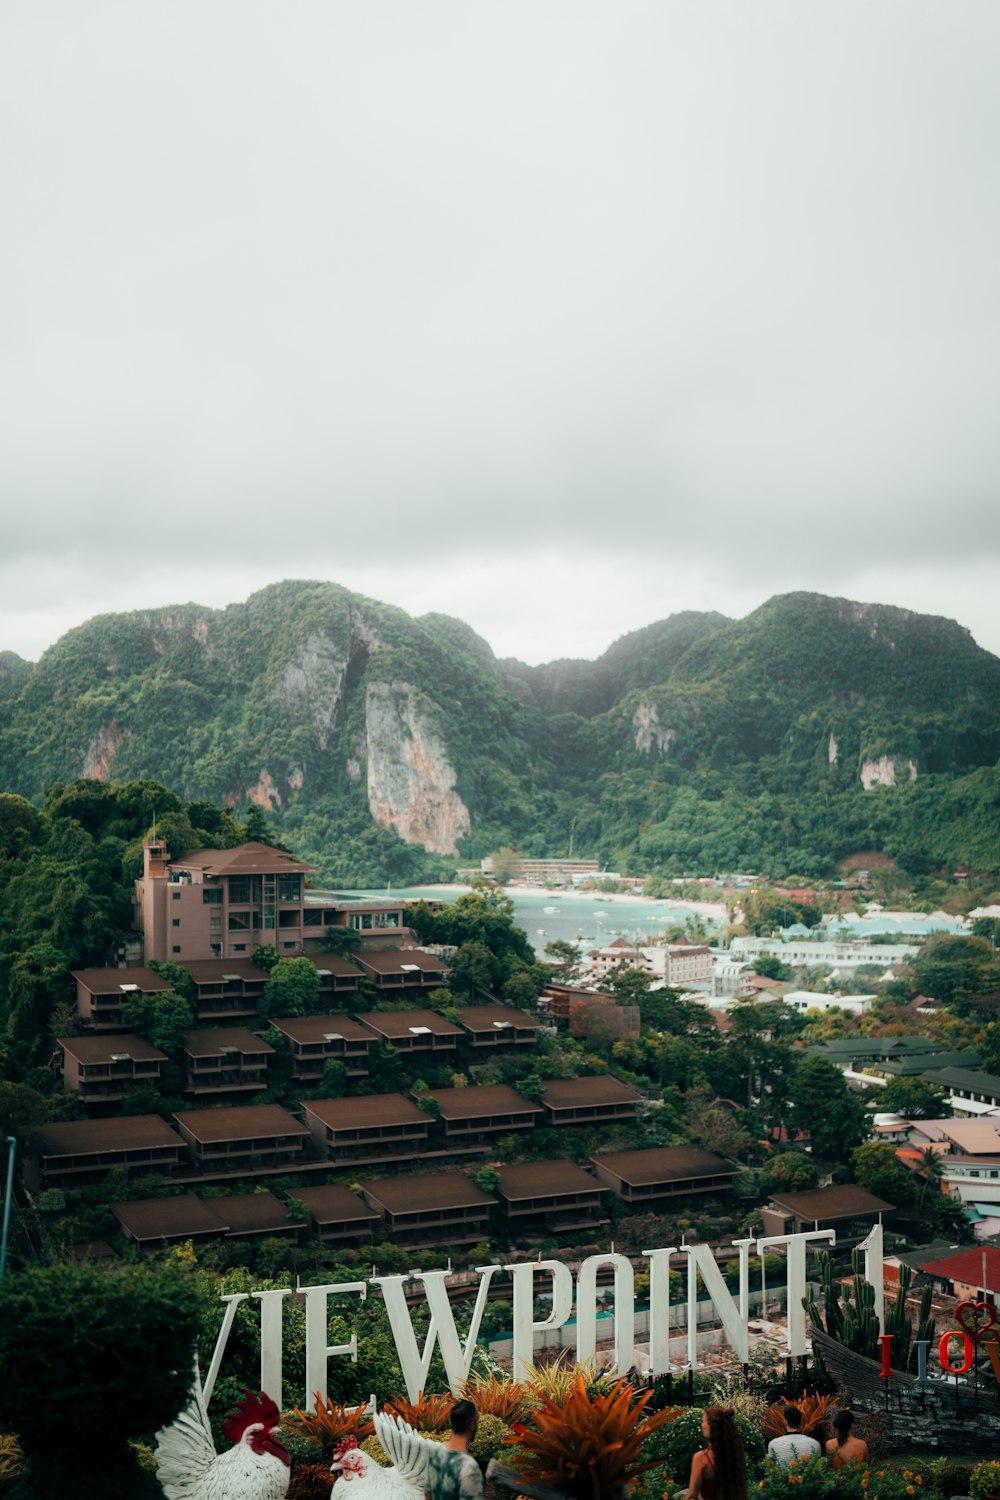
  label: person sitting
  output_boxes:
[766,1405,820,1465]
[824,1408,868,1468]
[686,1406,748,1500]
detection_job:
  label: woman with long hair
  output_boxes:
[685,1406,748,1500]
[824,1408,868,1468]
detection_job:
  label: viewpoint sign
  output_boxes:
[203,1226,877,1410]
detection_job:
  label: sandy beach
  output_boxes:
[413,881,728,922]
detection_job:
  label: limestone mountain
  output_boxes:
[1,581,998,882]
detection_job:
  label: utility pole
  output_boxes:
[0,1136,16,1279]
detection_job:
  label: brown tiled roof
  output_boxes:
[769,1184,895,1219]
[303,1093,427,1129]
[32,1114,184,1156]
[497,1160,602,1200]
[71,966,171,995]
[422,1084,543,1121]
[591,1145,736,1186]
[354,952,450,977]
[173,1104,309,1144]
[359,1169,494,1214]
[171,841,317,875]
[355,1009,463,1040]
[182,1027,275,1058]
[58,1033,166,1064]
[456,1005,541,1035]
[306,952,365,979]
[112,1195,226,1242]
[541,1076,643,1108]
[290,1185,381,1225]
[180,959,269,984]
[268,1014,373,1044]
[211,1190,293,1235]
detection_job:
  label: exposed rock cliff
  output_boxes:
[365,681,471,854]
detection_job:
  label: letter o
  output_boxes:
[938,1330,974,1376]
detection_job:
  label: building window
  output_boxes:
[228,877,250,904]
[278,874,301,902]
[172,918,180,927]
[172,891,182,901]
[228,912,251,931]
[203,888,222,904]
[172,945,181,954]
[233,943,247,951]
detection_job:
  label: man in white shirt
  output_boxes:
[767,1406,821,1465]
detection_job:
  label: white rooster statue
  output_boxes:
[154,1375,291,1500]
[329,1410,440,1500]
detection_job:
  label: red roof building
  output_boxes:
[921,1246,1000,1307]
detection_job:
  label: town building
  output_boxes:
[181,959,270,1022]
[180,1027,275,1098]
[453,1003,542,1053]
[26,1114,185,1191]
[419,1084,543,1145]
[759,1184,894,1245]
[135,838,407,963]
[172,1103,310,1176]
[301,1093,430,1168]
[354,1008,463,1056]
[351,950,451,992]
[112,1190,297,1252]
[590,1145,737,1207]
[290,1184,382,1244]
[920,1245,1000,1309]
[495,1160,608,1235]
[266,1013,373,1081]
[539,1075,644,1128]
[57,1033,166,1106]
[358,1169,494,1248]
[72,964,172,1030]
[782,991,876,1016]
[920,1067,1000,1118]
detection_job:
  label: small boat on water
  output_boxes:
[543,906,558,915]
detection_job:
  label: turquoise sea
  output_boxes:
[324,885,724,955]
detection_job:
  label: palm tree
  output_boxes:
[917,1146,945,1204]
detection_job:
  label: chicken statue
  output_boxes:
[154,1375,291,1500]
[329,1410,440,1500]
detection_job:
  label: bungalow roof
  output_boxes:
[112,1195,226,1242]
[421,1084,542,1121]
[921,1245,1000,1295]
[355,1009,463,1039]
[182,1027,275,1058]
[58,1033,166,1064]
[71,965,171,996]
[173,1104,309,1144]
[354,952,450,977]
[32,1114,184,1156]
[305,952,365,979]
[268,1014,373,1044]
[497,1160,602,1201]
[210,1190,292,1235]
[359,1169,493,1215]
[290,1184,381,1225]
[768,1184,894,1219]
[456,1004,541,1035]
[591,1145,735,1187]
[540,1075,642,1108]
[302,1093,427,1129]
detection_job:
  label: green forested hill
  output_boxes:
[1,582,998,881]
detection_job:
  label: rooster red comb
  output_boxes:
[222,1389,282,1445]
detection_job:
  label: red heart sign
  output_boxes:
[955,1299,998,1341]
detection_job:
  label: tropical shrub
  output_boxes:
[971,1460,1000,1500]
[461,1371,534,1423]
[283,1397,374,1458]
[507,1374,680,1500]
[468,1414,514,1466]
[758,1454,860,1500]
[760,1393,838,1440]
[645,1405,765,1487]
[0,1434,24,1481]
[383,1391,454,1432]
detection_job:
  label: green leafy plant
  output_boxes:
[643,1405,765,1488]
[971,1460,1000,1500]
[283,1396,374,1458]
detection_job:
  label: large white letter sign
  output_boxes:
[254,1288,292,1412]
[642,1246,679,1376]
[858,1222,885,1333]
[374,1268,503,1402]
[576,1253,634,1371]
[683,1240,754,1368]
[303,1281,368,1404]
[506,1260,575,1381]
[756,1230,835,1357]
[205,1291,251,1406]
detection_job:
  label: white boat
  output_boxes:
[543,906,558,915]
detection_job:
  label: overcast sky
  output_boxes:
[2,1,999,666]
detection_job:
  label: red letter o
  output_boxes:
[938,1330,974,1375]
